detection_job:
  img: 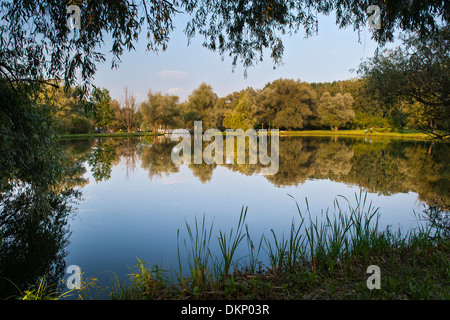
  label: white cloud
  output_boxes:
[157,70,188,79]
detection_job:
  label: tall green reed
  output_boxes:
[177,214,214,289]
[217,206,248,278]
[264,190,383,274]
[175,189,441,289]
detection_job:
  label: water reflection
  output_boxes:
[70,136,449,211]
[0,142,84,299]
[2,136,447,299]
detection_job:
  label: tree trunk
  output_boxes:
[153,124,158,139]
[432,120,437,133]
[428,141,434,156]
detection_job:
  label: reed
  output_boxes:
[102,192,447,299]
[176,214,215,292]
[217,206,248,278]
[16,190,448,300]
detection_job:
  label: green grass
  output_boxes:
[10,191,450,300]
[1,274,76,300]
[57,129,448,141]
[57,132,162,140]
[279,129,435,140]
[77,191,449,300]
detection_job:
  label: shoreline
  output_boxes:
[57,129,440,141]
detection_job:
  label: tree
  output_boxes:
[184,83,218,129]
[183,1,449,75]
[258,79,316,130]
[318,92,355,131]
[358,25,450,138]
[34,82,94,134]
[1,1,447,92]
[222,89,257,130]
[89,87,115,132]
[1,0,448,225]
[140,91,180,137]
[212,94,237,130]
[116,87,138,133]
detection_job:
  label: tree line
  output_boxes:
[1,1,448,201]
[42,22,448,137]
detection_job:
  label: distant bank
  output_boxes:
[57,129,443,141]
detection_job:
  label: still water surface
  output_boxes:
[59,136,448,293]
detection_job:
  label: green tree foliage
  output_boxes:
[109,99,122,132]
[184,83,218,129]
[140,91,180,136]
[213,93,239,130]
[1,1,447,196]
[358,25,450,137]
[352,112,390,130]
[36,83,93,134]
[257,79,316,130]
[318,92,355,131]
[222,88,257,130]
[182,1,448,74]
[1,1,447,90]
[89,87,115,132]
[0,81,61,193]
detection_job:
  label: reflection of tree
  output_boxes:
[140,139,180,180]
[420,205,450,240]
[58,139,93,189]
[0,141,82,298]
[0,190,74,298]
[312,138,354,179]
[223,137,259,177]
[398,143,450,210]
[85,138,140,182]
[111,138,139,180]
[261,137,448,211]
[60,136,449,211]
[344,140,408,195]
[87,142,117,182]
[340,140,449,210]
[189,163,216,183]
[264,138,317,187]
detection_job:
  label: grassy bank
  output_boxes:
[279,129,435,140]
[57,132,161,140]
[57,129,445,141]
[66,192,448,300]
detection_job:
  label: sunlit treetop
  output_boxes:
[0,0,448,91]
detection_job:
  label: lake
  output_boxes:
[1,135,448,298]
[57,135,448,296]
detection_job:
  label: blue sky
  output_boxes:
[92,13,399,104]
